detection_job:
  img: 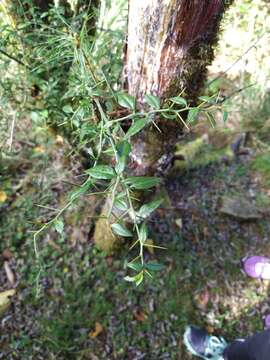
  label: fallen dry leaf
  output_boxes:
[0,289,16,316]
[0,191,7,203]
[133,309,148,322]
[2,249,13,260]
[4,261,15,286]
[89,322,103,338]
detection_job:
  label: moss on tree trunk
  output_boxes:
[94,0,233,252]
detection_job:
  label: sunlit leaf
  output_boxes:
[111,223,133,237]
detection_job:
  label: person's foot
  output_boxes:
[242,256,270,280]
[183,326,227,359]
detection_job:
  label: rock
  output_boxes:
[220,196,262,221]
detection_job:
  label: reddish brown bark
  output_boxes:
[125,0,232,176]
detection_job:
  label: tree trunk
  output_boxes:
[94,0,233,252]
[126,0,232,176]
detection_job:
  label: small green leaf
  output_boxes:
[62,105,73,114]
[116,141,131,158]
[125,176,160,190]
[134,271,144,286]
[69,181,93,201]
[161,111,177,119]
[187,108,199,123]
[198,96,216,104]
[124,119,148,139]
[139,222,148,243]
[223,110,229,124]
[145,94,160,109]
[86,165,115,180]
[124,275,136,282]
[117,93,135,110]
[115,157,126,174]
[127,262,143,272]
[170,96,187,107]
[137,198,163,219]
[145,262,164,272]
[115,141,131,174]
[80,123,97,141]
[54,219,64,234]
[114,198,128,211]
[124,272,144,286]
[111,223,133,237]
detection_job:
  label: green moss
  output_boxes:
[174,144,233,172]
[252,154,270,185]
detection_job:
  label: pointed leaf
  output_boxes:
[115,141,131,174]
[124,119,148,139]
[170,96,187,107]
[127,262,143,272]
[139,222,148,243]
[187,108,199,123]
[223,110,229,124]
[86,165,115,180]
[125,176,160,190]
[134,271,144,286]
[62,105,73,114]
[145,94,160,109]
[117,93,135,110]
[69,181,93,201]
[161,111,177,119]
[116,141,131,158]
[111,223,133,237]
[137,198,163,219]
[114,198,128,211]
[199,96,216,104]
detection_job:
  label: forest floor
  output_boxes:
[1,89,270,360]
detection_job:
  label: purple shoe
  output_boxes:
[264,314,270,330]
[242,256,270,280]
